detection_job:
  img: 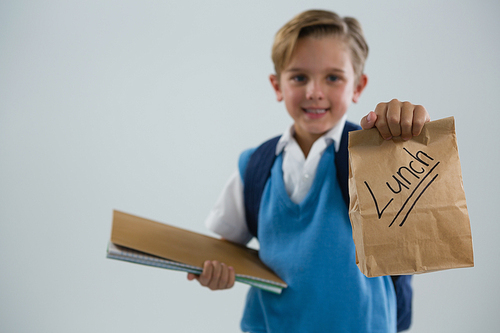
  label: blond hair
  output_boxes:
[271,10,369,82]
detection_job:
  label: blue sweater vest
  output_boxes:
[238,144,396,333]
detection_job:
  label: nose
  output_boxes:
[306,81,324,100]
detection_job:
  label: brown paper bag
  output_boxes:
[348,116,473,277]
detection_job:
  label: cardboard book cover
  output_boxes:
[108,210,287,293]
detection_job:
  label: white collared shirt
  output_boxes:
[205,115,348,245]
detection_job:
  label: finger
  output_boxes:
[218,263,230,289]
[360,111,377,130]
[386,99,402,138]
[187,273,197,281]
[400,101,414,140]
[208,261,223,290]
[373,102,392,140]
[198,260,213,287]
[411,105,430,136]
[227,266,236,289]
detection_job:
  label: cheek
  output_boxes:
[333,86,354,104]
[283,88,304,108]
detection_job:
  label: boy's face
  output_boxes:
[270,36,367,144]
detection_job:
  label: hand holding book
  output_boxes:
[187,259,236,290]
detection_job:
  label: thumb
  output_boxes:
[187,273,199,281]
[360,111,377,130]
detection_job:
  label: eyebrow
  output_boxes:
[285,67,346,73]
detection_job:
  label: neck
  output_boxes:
[294,132,322,158]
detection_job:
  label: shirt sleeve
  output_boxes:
[204,170,253,245]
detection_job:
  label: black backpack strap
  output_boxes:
[243,135,281,239]
[335,121,361,207]
[392,275,413,331]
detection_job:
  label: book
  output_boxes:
[107,210,287,294]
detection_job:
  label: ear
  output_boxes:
[352,74,368,103]
[269,74,283,102]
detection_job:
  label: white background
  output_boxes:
[1,1,499,332]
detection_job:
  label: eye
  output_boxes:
[327,75,339,82]
[292,75,306,83]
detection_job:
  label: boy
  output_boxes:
[188,9,429,332]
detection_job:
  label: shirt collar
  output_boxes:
[276,114,348,155]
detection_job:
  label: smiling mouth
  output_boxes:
[303,108,328,114]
